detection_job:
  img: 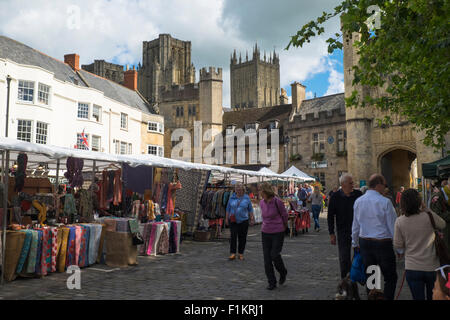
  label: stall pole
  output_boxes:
[5,75,12,138]
[1,150,10,285]
[55,159,60,191]
[1,151,4,183]
[92,160,96,220]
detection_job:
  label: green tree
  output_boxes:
[287,0,449,149]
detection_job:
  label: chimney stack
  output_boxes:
[291,82,306,113]
[124,68,138,91]
[64,54,80,71]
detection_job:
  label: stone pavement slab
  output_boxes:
[0,216,412,300]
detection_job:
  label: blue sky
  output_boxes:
[0,0,345,106]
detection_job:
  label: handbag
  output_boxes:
[274,197,288,230]
[426,211,450,265]
[350,251,366,285]
[229,198,242,224]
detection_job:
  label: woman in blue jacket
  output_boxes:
[225,183,254,260]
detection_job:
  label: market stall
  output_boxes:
[0,138,310,283]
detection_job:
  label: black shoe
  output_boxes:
[266,284,276,290]
[279,271,287,285]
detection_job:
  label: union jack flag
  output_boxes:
[80,129,89,150]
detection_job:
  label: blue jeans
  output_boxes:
[405,270,436,300]
[311,205,321,229]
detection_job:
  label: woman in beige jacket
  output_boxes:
[394,188,446,300]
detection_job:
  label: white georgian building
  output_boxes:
[0,35,164,156]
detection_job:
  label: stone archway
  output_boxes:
[379,147,417,198]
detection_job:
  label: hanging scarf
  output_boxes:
[14,153,28,192]
[64,157,84,188]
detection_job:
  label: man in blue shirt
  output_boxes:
[352,174,398,300]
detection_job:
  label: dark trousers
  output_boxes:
[337,232,352,279]
[359,238,398,300]
[405,270,436,300]
[262,232,287,286]
[229,220,249,254]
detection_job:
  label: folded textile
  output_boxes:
[57,227,69,272]
[65,227,76,268]
[16,230,32,273]
[35,230,43,275]
[26,230,39,273]
[116,218,131,233]
[87,224,102,265]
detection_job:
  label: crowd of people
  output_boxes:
[222,172,450,300]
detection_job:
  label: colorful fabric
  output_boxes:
[157,225,169,255]
[147,223,158,256]
[74,226,82,266]
[63,194,77,217]
[87,224,102,265]
[57,227,69,272]
[38,228,52,275]
[16,230,32,273]
[50,227,58,272]
[66,226,76,267]
[113,169,122,206]
[26,230,38,274]
[78,225,88,267]
[116,218,131,233]
[35,230,43,275]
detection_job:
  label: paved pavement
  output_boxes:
[0,212,412,300]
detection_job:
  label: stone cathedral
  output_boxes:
[138,34,196,104]
[230,44,283,109]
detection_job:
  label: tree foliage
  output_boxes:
[287,0,450,149]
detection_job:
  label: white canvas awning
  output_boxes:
[0,138,304,181]
[281,166,315,182]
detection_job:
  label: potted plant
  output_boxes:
[312,153,325,161]
[336,150,347,157]
[290,154,302,161]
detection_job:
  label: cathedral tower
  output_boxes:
[138,34,196,103]
[230,44,280,109]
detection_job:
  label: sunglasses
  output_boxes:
[435,265,450,289]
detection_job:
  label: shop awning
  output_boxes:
[281,166,315,182]
[0,138,305,181]
[422,155,450,179]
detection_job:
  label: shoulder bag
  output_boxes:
[274,197,288,231]
[426,211,450,265]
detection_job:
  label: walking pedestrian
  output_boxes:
[298,184,307,207]
[328,173,363,280]
[308,186,323,232]
[225,183,254,261]
[352,174,398,300]
[430,180,450,250]
[326,186,338,207]
[259,182,288,290]
[394,189,446,300]
[396,186,404,209]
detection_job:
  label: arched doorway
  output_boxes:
[380,148,417,198]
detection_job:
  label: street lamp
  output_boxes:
[284,135,290,171]
[5,75,12,137]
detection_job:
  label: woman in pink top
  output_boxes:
[259,182,288,290]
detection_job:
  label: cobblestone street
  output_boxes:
[0,213,412,300]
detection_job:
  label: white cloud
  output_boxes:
[324,59,345,95]
[0,0,343,107]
